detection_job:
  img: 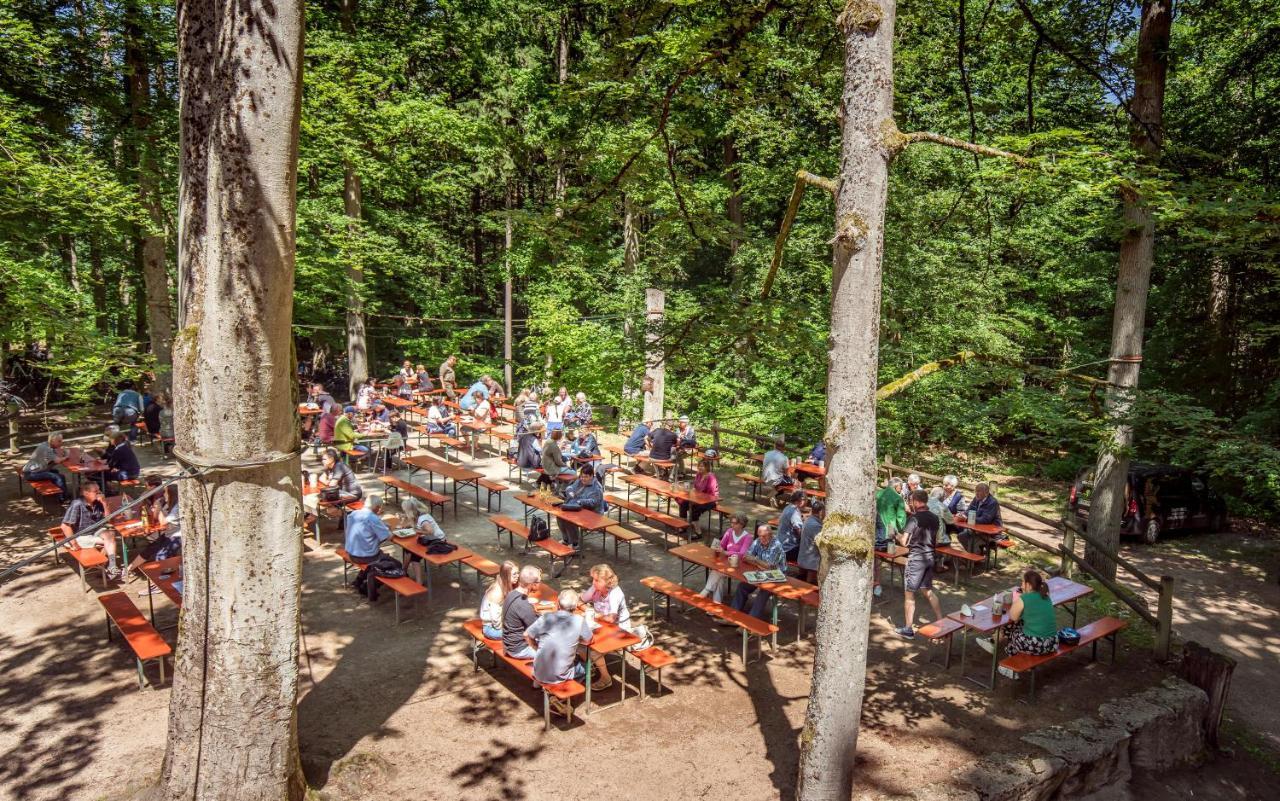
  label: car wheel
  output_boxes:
[1142,518,1161,545]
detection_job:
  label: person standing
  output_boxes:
[895,490,944,639]
[23,432,70,502]
[438,355,458,401]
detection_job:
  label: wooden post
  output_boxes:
[1155,574,1174,661]
[1178,640,1235,748]
[642,288,665,423]
[1060,522,1075,579]
[712,420,720,452]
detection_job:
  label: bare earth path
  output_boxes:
[999,505,1280,753]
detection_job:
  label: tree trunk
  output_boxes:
[1085,0,1171,580]
[724,134,743,289]
[344,163,368,399]
[503,187,514,394]
[553,13,569,218]
[89,236,108,333]
[642,288,665,423]
[160,0,306,799]
[796,4,896,799]
[126,0,175,390]
[620,195,640,418]
[60,234,82,295]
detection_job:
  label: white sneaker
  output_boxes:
[975,637,994,655]
[998,666,1019,681]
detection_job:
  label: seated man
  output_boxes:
[558,464,606,550]
[805,441,826,465]
[622,420,650,457]
[332,406,368,456]
[729,524,788,620]
[502,565,543,658]
[638,421,677,476]
[370,401,391,425]
[61,482,121,580]
[317,448,363,504]
[458,376,491,412]
[102,431,141,489]
[760,439,796,503]
[524,589,593,716]
[675,416,697,448]
[344,495,394,601]
[426,398,457,436]
[959,482,1005,553]
[23,431,70,502]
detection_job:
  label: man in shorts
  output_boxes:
[895,489,943,639]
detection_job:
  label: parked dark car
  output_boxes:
[1070,463,1229,544]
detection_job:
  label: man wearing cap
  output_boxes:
[332,406,368,456]
[675,416,697,448]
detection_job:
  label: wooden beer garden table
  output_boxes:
[298,404,322,416]
[513,493,618,558]
[618,473,720,533]
[459,418,495,457]
[64,451,110,491]
[380,395,415,410]
[527,579,641,715]
[138,555,183,628]
[670,543,819,643]
[948,575,1091,690]
[402,454,483,514]
[954,519,1011,569]
[390,534,474,603]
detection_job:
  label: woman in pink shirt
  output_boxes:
[699,513,753,603]
[677,459,720,537]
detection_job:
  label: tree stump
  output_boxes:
[1178,640,1235,747]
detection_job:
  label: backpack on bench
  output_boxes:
[529,517,550,542]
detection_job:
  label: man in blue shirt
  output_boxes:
[623,420,650,456]
[345,495,393,600]
[112,381,146,440]
[558,465,606,550]
[458,376,493,411]
[728,525,788,620]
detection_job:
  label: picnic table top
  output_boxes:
[526,582,640,653]
[619,473,719,505]
[954,520,1007,536]
[298,404,322,416]
[111,517,169,538]
[139,556,183,607]
[670,543,817,602]
[402,454,483,482]
[65,457,109,474]
[513,493,615,531]
[380,395,415,408]
[391,535,475,567]
[947,575,1090,633]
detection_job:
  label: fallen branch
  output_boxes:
[897,130,1033,166]
[876,350,1112,400]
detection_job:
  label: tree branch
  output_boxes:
[660,123,699,240]
[876,350,1113,401]
[760,170,837,300]
[898,130,1032,166]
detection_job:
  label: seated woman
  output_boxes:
[580,563,631,690]
[479,561,519,640]
[414,364,434,392]
[676,459,719,536]
[699,514,753,603]
[426,398,457,436]
[979,569,1059,679]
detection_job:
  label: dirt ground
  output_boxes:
[0,434,1273,801]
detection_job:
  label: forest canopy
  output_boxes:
[2,0,1278,517]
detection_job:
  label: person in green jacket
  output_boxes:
[873,477,907,597]
[333,406,369,456]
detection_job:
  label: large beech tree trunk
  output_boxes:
[344,163,369,398]
[160,1,306,799]
[1085,0,1171,579]
[796,3,895,798]
[125,0,175,389]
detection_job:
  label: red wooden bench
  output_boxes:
[463,618,585,730]
[476,478,508,512]
[605,494,690,551]
[916,617,965,668]
[16,468,63,502]
[488,515,576,572]
[641,576,778,663]
[633,646,677,700]
[379,476,450,519]
[99,591,171,689]
[335,547,427,624]
[48,526,108,591]
[1000,616,1127,699]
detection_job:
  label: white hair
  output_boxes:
[889,477,904,489]
[518,565,542,587]
[48,431,65,444]
[907,473,922,485]
[366,494,384,512]
[558,589,580,611]
[943,475,959,488]
[575,392,586,402]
